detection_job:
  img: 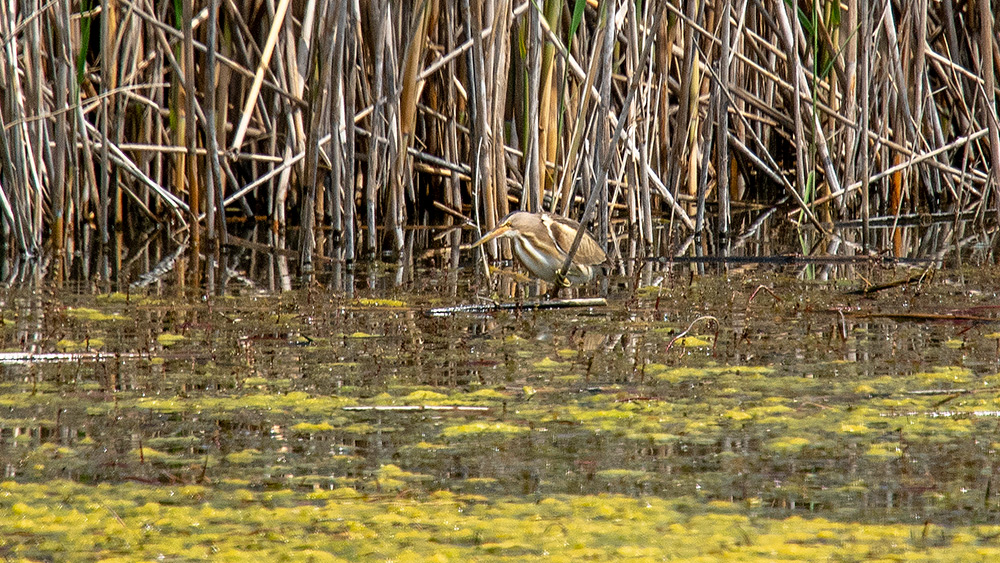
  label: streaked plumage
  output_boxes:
[471,211,607,286]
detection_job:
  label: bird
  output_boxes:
[470,211,607,287]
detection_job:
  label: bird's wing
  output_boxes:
[545,215,607,266]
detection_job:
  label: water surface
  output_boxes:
[2,265,1000,560]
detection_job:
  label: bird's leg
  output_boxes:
[545,268,572,299]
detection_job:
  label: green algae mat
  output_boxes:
[2,271,1000,561]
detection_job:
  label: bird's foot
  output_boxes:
[544,286,564,300]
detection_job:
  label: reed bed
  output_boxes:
[0,0,997,285]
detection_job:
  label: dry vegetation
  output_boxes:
[0,0,998,282]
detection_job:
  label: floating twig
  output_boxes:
[834,310,999,323]
[0,352,141,364]
[665,315,720,353]
[748,285,782,303]
[426,298,607,316]
[343,405,490,412]
[847,273,930,295]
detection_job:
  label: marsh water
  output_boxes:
[3,252,1000,560]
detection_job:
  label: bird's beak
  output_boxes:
[470,223,512,249]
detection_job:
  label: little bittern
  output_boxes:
[471,211,607,286]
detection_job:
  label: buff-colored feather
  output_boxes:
[471,212,606,286]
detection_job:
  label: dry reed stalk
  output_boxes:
[328,0,347,259]
[555,12,603,216]
[398,0,435,219]
[488,0,512,230]
[976,0,1000,218]
[301,0,337,272]
[716,0,731,255]
[344,0,358,263]
[229,0,290,151]
[0,0,998,277]
[363,0,385,257]
[859,0,871,248]
[384,4,404,253]
[523,2,542,212]
[466,0,496,251]
[536,0,561,199]
[205,0,226,253]
[623,0,642,250]
[51,15,69,269]
[593,0,614,247]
